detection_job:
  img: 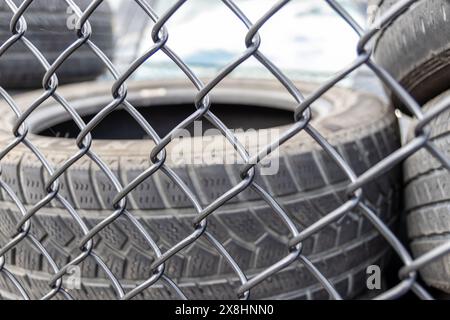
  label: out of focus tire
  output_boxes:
[0,0,113,89]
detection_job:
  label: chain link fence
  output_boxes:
[0,0,448,300]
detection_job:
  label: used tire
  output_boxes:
[404,89,450,293]
[0,0,113,89]
[0,79,401,300]
[372,0,450,114]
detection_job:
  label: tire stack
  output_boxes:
[374,0,450,294]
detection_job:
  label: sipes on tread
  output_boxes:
[0,230,392,300]
[404,89,450,293]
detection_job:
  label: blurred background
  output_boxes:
[108,0,377,92]
[0,0,379,97]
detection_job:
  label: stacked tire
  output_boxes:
[0,0,113,89]
[0,79,401,299]
[404,92,450,293]
[374,0,450,293]
[373,0,450,114]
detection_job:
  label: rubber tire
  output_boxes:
[372,0,450,114]
[0,79,401,300]
[404,89,450,294]
[0,0,113,89]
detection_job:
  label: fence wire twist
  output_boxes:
[0,0,448,300]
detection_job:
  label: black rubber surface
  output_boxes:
[0,79,401,299]
[0,0,113,89]
[404,89,450,293]
[373,0,450,114]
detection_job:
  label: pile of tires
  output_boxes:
[374,0,450,293]
[0,79,401,299]
[0,0,113,89]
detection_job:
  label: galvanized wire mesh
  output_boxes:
[0,0,448,300]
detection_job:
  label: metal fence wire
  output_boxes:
[0,0,449,300]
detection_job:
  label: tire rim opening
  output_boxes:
[35,103,296,140]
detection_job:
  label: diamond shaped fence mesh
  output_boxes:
[0,0,449,300]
